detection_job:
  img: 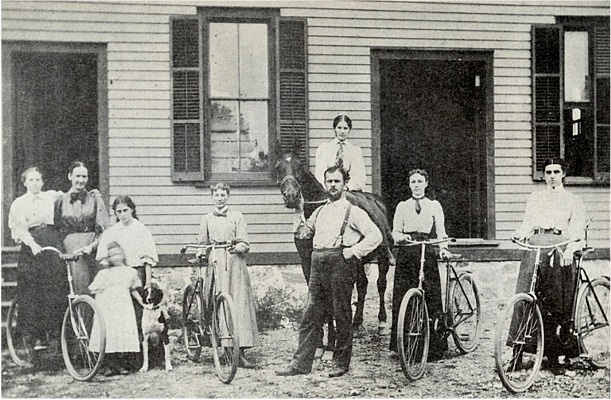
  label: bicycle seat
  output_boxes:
[442,253,462,260]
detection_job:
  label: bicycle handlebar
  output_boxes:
[180,242,235,255]
[511,237,581,250]
[398,237,456,247]
[39,246,80,262]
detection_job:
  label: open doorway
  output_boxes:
[374,51,494,239]
[2,44,106,245]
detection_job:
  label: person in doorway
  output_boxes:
[275,166,382,378]
[198,183,259,368]
[315,115,366,192]
[8,167,68,354]
[389,169,451,360]
[511,157,586,374]
[54,161,109,294]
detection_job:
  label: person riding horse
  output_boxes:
[276,136,393,339]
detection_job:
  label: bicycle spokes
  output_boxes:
[495,294,544,393]
[62,297,105,381]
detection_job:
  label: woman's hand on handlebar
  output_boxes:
[74,244,93,255]
[439,248,452,259]
[229,241,248,254]
[393,233,412,245]
[30,241,42,256]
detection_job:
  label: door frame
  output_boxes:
[370,48,496,239]
[2,41,108,246]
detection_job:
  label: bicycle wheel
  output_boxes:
[449,273,481,353]
[494,293,544,393]
[61,295,106,381]
[397,288,429,381]
[182,284,203,361]
[210,291,240,384]
[575,277,610,368]
[6,298,34,366]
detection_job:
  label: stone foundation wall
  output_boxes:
[150,259,610,318]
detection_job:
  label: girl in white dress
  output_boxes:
[89,241,146,375]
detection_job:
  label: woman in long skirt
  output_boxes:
[8,167,69,353]
[198,182,259,368]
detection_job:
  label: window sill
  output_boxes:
[534,176,610,186]
[194,179,277,188]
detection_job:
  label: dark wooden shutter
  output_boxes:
[594,26,610,180]
[278,19,308,165]
[532,26,562,180]
[171,18,203,181]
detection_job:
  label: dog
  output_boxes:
[139,285,173,372]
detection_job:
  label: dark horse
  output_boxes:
[275,147,393,337]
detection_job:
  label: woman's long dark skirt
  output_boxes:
[16,226,69,342]
[509,233,579,359]
[390,245,447,357]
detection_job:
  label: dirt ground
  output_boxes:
[2,271,610,399]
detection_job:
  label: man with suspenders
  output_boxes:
[276,166,382,378]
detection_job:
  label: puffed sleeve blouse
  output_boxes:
[198,209,250,250]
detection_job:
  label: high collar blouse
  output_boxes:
[54,189,109,236]
[514,186,586,241]
[198,208,250,249]
[8,190,60,246]
[96,218,159,268]
[392,197,449,249]
[314,138,366,191]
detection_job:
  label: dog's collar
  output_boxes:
[146,305,161,311]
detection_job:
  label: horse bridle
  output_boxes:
[280,175,327,205]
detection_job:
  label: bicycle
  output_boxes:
[6,246,106,381]
[494,228,610,393]
[397,238,482,381]
[180,243,240,384]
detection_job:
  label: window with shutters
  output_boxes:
[170,11,307,184]
[532,17,609,184]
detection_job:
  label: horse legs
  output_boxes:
[376,253,391,336]
[352,261,367,331]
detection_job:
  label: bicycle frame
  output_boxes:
[513,237,582,300]
[40,247,84,337]
[181,243,232,328]
[399,238,475,333]
[511,236,609,344]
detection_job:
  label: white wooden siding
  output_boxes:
[2,0,609,253]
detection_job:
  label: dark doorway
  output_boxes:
[12,52,99,193]
[379,57,489,239]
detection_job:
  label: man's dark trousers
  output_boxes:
[290,249,355,372]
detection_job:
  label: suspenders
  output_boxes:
[338,204,353,247]
[312,203,353,249]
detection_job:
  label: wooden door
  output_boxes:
[379,58,489,239]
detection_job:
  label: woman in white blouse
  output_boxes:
[8,167,68,352]
[389,169,451,361]
[95,195,159,371]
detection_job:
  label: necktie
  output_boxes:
[213,206,228,217]
[336,142,345,167]
[70,191,87,204]
[414,197,422,214]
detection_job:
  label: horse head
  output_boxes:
[274,145,306,210]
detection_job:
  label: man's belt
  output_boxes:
[313,247,342,253]
[533,228,562,235]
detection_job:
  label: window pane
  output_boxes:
[239,24,268,98]
[239,101,269,172]
[563,108,594,177]
[565,31,590,102]
[210,100,239,173]
[597,77,610,124]
[209,23,238,97]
